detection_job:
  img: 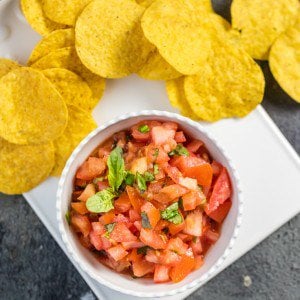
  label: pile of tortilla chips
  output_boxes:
[1,0,299,194]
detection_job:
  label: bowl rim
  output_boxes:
[56,110,243,298]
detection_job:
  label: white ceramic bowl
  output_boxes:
[57,110,243,298]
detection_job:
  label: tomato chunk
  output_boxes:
[132,260,155,277]
[71,202,88,215]
[126,186,144,213]
[71,214,91,237]
[174,131,186,143]
[76,157,106,181]
[99,210,115,225]
[77,183,96,202]
[169,220,185,235]
[107,245,128,261]
[206,200,232,223]
[183,210,202,236]
[154,265,170,283]
[166,238,188,255]
[169,255,195,283]
[160,250,182,266]
[89,230,103,250]
[141,202,161,228]
[140,228,167,249]
[186,140,203,153]
[114,192,131,213]
[153,184,188,204]
[151,126,176,145]
[91,222,105,235]
[110,223,137,242]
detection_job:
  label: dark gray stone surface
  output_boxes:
[0,1,299,300]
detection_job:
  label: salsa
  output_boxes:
[69,120,232,283]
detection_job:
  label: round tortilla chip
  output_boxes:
[28,28,74,65]
[75,0,154,78]
[138,49,182,80]
[51,105,97,176]
[231,0,300,60]
[141,0,220,75]
[166,77,199,119]
[21,0,67,36]
[269,18,300,102]
[0,138,54,194]
[184,42,265,121]
[31,47,106,104]
[0,67,68,144]
[42,68,96,111]
[0,59,20,77]
[43,0,91,26]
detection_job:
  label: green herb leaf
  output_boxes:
[153,148,159,158]
[107,146,126,192]
[105,222,116,234]
[136,172,147,192]
[86,188,115,213]
[153,164,159,175]
[141,212,152,228]
[161,202,183,224]
[137,246,150,255]
[138,124,150,133]
[144,171,155,182]
[65,211,71,225]
[125,172,135,186]
[168,144,189,157]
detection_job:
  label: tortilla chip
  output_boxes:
[0,59,20,77]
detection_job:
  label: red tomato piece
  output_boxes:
[121,241,145,250]
[206,200,232,223]
[146,144,170,164]
[110,223,137,242]
[112,214,132,227]
[178,177,198,191]
[107,245,128,261]
[76,157,106,181]
[129,209,141,222]
[183,210,203,236]
[132,260,155,277]
[91,222,105,235]
[79,235,92,249]
[77,183,96,202]
[194,255,204,270]
[166,238,188,255]
[154,265,170,283]
[127,248,142,262]
[89,230,103,250]
[126,186,144,213]
[140,228,167,249]
[163,164,182,184]
[153,184,188,204]
[186,140,203,153]
[169,255,195,283]
[162,121,178,131]
[99,211,115,225]
[174,131,186,143]
[169,220,185,235]
[114,192,132,213]
[204,229,219,244]
[205,167,231,214]
[151,126,176,145]
[145,249,161,263]
[97,180,109,191]
[181,190,205,211]
[160,250,182,266]
[211,160,222,176]
[131,121,161,142]
[141,202,161,228]
[133,220,142,231]
[71,214,91,237]
[71,202,88,215]
[191,237,202,255]
[101,236,111,250]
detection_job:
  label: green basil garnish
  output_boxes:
[86,188,115,213]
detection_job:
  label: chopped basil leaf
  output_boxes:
[93,176,105,184]
[136,172,147,192]
[192,236,197,243]
[86,188,115,213]
[161,202,183,225]
[65,211,71,225]
[153,148,159,158]
[137,246,150,255]
[168,144,189,157]
[141,212,152,228]
[138,124,150,133]
[125,172,135,186]
[144,171,155,182]
[107,146,126,192]
[153,164,159,175]
[105,222,116,234]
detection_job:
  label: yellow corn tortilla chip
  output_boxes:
[136,0,155,7]
[21,0,67,36]
[0,59,20,77]
[184,42,265,121]
[43,0,91,26]
[28,29,74,65]
[141,0,221,75]
[75,0,155,78]
[231,0,300,60]
[42,68,97,111]
[31,47,105,103]
[0,67,68,144]
[138,50,182,80]
[166,77,199,119]
[51,105,97,176]
[0,138,55,194]
[269,17,300,102]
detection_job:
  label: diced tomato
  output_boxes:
[183,210,202,236]
[101,236,111,250]
[71,214,91,237]
[114,192,131,213]
[160,250,182,266]
[71,202,88,215]
[131,121,161,142]
[169,255,195,283]
[75,178,87,188]
[89,230,103,250]
[154,265,170,283]
[141,202,161,228]
[98,145,111,159]
[206,200,232,223]
[169,220,185,235]
[174,131,186,143]
[151,126,175,145]
[121,241,145,250]
[145,250,161,263]
[91,222,105,235]
[211,160,222,176]
[107,245,128,261]
[129,209,141,222]
[175,156,213,187]
[205,167,231,214]
[163,164,182,184]
[166,238,188,255]
[162,121,178,131]
[133,220,142,231]
[126,186,144,213]
[130,157,148,174]
[127,248,142,262]
[178,177,198,191]
[76,157,106,181]
[155,220,169,231]
[113,214,131,227]
[191,237,202,255]
[110,223,137,242]
[97,180,109,191]
[99,210,115,225]
[77,183,96,202]
[153,184,188,204]
[204,229,219,244]
[146,144,169,164]
[194,255,204,270]
[132,259,154,277]
[181,190,205,211]
[176,233,189,241]
[140,228,167,249]
[186,247,194,258]
[79,235,92,249]
[186,140,203,153]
